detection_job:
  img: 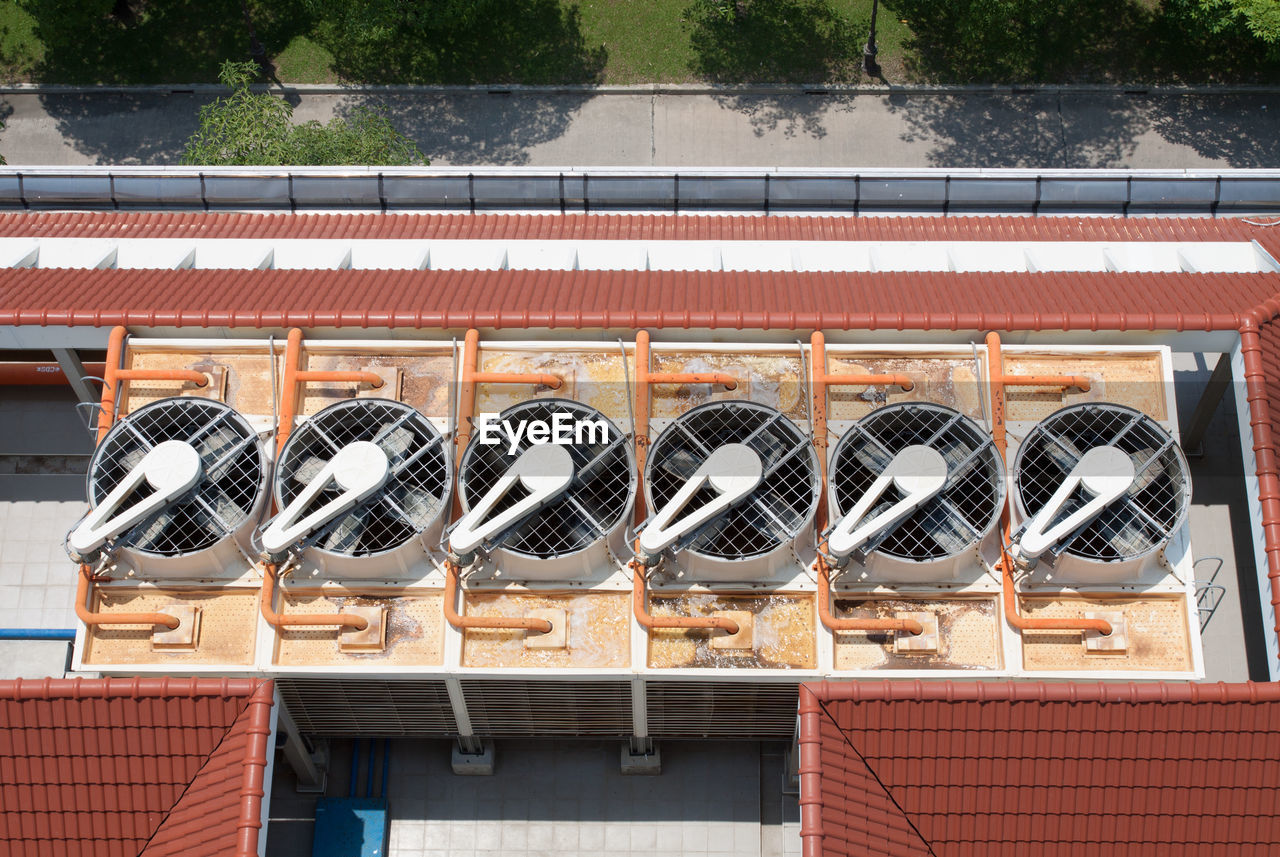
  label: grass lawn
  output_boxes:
[0,0,1273,86]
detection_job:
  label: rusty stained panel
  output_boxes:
[474,348,633,424]
[826,353,985,421]
[298,351,453,419]
[120,347,282,420]
[82,587,259,665]
[832,596,1002,671]
[460,591,630,668]
[1000,351,1168,421]
[649,351,805,420]
[273,589,445,666]
[1019,595,1193,672]
[647,592,816,669]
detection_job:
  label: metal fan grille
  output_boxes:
[275,399,450,557]
[831,404,1004,561]
[646,401,818,560]
[1015,403,1190,561]
[458,399,634,559]
[87,398,263,556]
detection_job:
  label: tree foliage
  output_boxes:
[1194,0,1280,44]
[181,60,427,165]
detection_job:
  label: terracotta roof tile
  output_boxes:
[0,678,272,857]
[799,681,1280,857]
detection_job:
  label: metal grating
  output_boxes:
[276,678,457,736]
[274,399,451,556]
[1014,403,1191,561]
[85,398,264,556]
[830,403,1005,561]
[645,401,819,559]
[460,679,633,736]
[457,399,634,559]
[646,681,799,739]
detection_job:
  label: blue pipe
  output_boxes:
[348,737,360,798]
[380,737,390,799]
[0,629,76,641]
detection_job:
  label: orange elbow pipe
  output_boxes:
[985,331,1111,638]
[815,557,923,635]
[824,372,915,391]
[647,371,737,390]
[295,369,384,387]
[984,331,1090,392]
[259,563,369,631]
[443,562,553,633]
[472,370,562,389]
[276,328,304,452]
[630,557,740,634]
[76,564,180,630]
[96,326,128,444]
[114,368,209,386]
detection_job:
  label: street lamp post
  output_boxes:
[863,0,881,77]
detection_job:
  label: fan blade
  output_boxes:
[291,455,328,485]
[322,512,365,553]
[920,502,970,555]
[1128,448,1162,494]
[377,423,415,461]
[1042,434,1084,473]
[196,424,239,464]
[387,484,439,529]
[657,447,702,480]
[852,443,893,474]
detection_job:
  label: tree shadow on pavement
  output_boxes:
[885,92,1148,168]
[311,0,605,84]
[1146,96,1280,167]
[686,0,862,138]
[338,92,595,166]
[35,92,208,164]
[19,0,310,83]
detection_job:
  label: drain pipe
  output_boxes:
[984,332,1111,637]
[809,331,921,636]
[442,560,552,633]
[259,562,369,631]
[93,326,212,443]
[276,328,386,451]
[630,330,741,636]
[76,563,181,630]
[0,628,76,641]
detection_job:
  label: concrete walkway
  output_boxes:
[0,89,1278,167]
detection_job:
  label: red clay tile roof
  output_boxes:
[0,211,1272,247]
[0,677,273,857]
[0,268,1273,331]
[799,681,1280,857]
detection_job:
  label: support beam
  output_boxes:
[51,347,100,406]
[1184,352,1234,456]
[273,691,326,793]
[629,675,653,757]
[445,677,488,760]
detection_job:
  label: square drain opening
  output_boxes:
[525,608,569,650]
[339,606,387,652]
[151,605,201,650]
[893,611,939,654]
[709,611,754,652]
[1083,611,1127,653]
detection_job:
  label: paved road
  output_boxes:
[1,89,1278,167]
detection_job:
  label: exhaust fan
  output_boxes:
[827,403,1004,582]
[262,399,451,578]
[1012,403,1190,582]
[642,401,819,580]
[68,398,267,577]
[452,399,634,579]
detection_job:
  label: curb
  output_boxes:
[1,82,1280,96]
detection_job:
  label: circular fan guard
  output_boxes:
[457,399,634,559]
[645,401,818,560]
[830,403,1004,562]
[274,399,450,557]
[86,398,264,557]
[1013,403,1190,562]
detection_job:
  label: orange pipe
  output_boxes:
[114,368,209,386]
[815,557,924,635]
[96,326,128,444]
[985,332,1091,393]
[808,332,922,636]
[985,331,1111,637]
[259,563,369,631]
[0,362,106,385]
[275,328,385,453]
[630,558,740,634]
[76,564,180,630]
[443,561,553,633]
[646,371,737,389]
[472,370,562,388]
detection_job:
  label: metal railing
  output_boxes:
[1,166,1278,215]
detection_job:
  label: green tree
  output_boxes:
[1195,0,1280,45]
[182,60,427,165]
